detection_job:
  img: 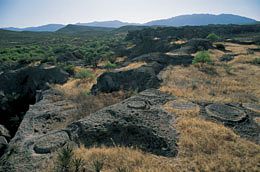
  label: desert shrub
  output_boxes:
[55,146,85,172]
[192,51,212,64]
[207,33,221,42]
[92,159,104,172]
[75,69,94,79]
[104,61,117,69]
[251,57,260,65]
[56,146,74,172]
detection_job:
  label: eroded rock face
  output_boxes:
[0,64,69,137]
[68,89,177,157]
[1,89,178,171]
[0,90,77,172]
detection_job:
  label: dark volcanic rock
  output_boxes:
[172,38,213,54]
[0,136,8,156]
[129,53,193,66]
[202,103,260,143]
[92,53,193,94]
[91,63,163,94]
[0,89,77,171]
[0,64,69,136]
[205,104,247,123]
[1,89,178,171]
[220,54,235,62]
[68,89,177,157]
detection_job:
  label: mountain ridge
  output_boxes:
[1,14,258,32]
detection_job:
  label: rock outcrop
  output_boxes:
[172,38,213,54]
[0,89,77,171]
[92,53,193,94]
[68,89,177,157]
[1,89,178,171]
[0,64,69,137]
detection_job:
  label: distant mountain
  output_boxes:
[1,14,257,32]
[76,20,139,28]
[145,14,257,26]
[56,24,114,34]
[2,24,65,32]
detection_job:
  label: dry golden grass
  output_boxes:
[71,116,260,172]
[115,62,147,71]
[160,53,260,103]
[49,43,260,172]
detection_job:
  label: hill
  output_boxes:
[2,24,65,32]
[77,20,139,28]
[56,24,114,35]
[145,14,257,26]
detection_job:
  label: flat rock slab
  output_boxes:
[170,100,199,111]
[205,104,247,123]
[202,103,259,143]
[242,103,260,114]
[68,89,177,157]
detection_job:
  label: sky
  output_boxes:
[0,0,259,28]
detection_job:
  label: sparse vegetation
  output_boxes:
[207,33,221,42]
[75,69,94,79]
[192,51,212,64]
[104,61,117,69]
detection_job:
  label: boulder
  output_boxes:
[173,38,213,54]
[68,89,177,157]
[129,53,193,67]
[0,64,69,137]
[92,53,193,94]
[91,63,163,94]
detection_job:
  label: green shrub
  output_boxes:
[75,69,94,79]
[92,159,104,172]
[207,33,221,42]
[193,51,212,64]
[105,61,117,69]
[57,146,74,172]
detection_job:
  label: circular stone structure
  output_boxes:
[242,103,260,114]
[205,104,247,123]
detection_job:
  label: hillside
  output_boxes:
[0,24,260,172]
[77,20,139,28]
[2,24,65,32]
[145,14,256,26]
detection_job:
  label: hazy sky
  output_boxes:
[0,0,259,28]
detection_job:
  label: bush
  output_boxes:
[57,146,74,172]
[207,33,221,42]
[193,51,212,64]
[56,146,85,172]
[75,69,94,79]
[105,61,117,69]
